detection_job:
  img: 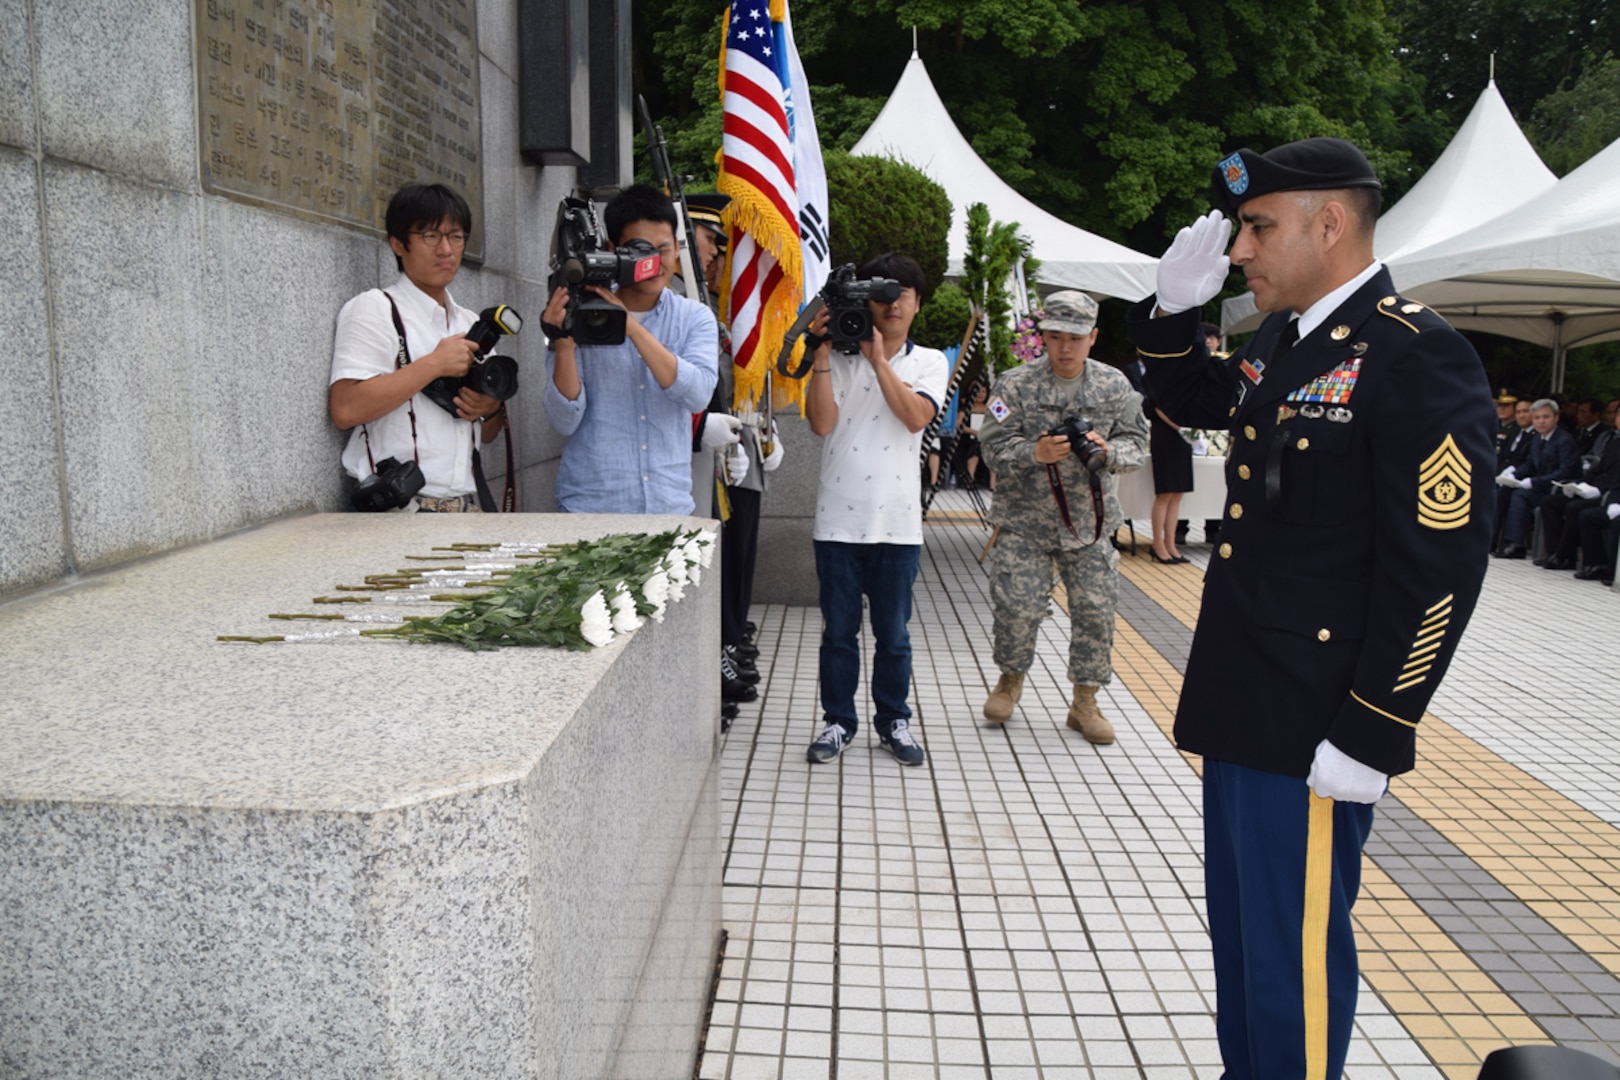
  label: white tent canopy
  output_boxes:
[851,51,1158,302]
[1392,132,1620,357]
[1220,81,1558,335]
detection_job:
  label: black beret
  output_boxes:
[685,192,731,231]
[1210,137,1381,216]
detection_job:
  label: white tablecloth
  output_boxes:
[1115,455,1229,521]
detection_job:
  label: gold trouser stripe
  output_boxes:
[1303,792,1335,1080]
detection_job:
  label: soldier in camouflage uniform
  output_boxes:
[978,291,1149,743]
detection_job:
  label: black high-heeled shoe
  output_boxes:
[1150,551,1177,564]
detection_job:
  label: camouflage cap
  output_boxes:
[1039,291,1099,335]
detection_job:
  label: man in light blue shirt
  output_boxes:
[541,185,719,513]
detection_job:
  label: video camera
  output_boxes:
[1047,416,1107,472]
[548,195,662,346]
[420,305,523,417]
[821,264,903,353]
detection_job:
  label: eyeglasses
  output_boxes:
[411,230,468,248]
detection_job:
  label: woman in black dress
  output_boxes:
[1147,392,1192,563]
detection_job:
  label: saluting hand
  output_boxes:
[1156,209,1232,315]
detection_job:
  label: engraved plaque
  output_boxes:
[197,0,484,260]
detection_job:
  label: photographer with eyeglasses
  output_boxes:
[329,183,507,513]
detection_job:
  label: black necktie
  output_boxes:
[1274,318,1299,361]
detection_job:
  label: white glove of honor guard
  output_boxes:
[1608,502,1620,520]
[1307,740,1388,804]
[1495,470,1521,488]
[701,412,743,449]
[1575,482,1601,500]
[1519,477,1534,489]
[1155,210,1232,314]
[726,443,750,485]
[761,426,784,471]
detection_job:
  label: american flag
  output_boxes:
[718,0,821,407]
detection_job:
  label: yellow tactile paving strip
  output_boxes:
[1107,547,1559,1075]
[1398,717,1620,982]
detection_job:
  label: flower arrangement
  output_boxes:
[1010,312,1045,365]
[220,528,716,651]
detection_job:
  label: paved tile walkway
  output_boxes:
[699,489,1620,1079]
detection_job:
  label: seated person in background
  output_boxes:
[329,183,507,513]
[1575,489,1620,585]
[1493,390,1519,459]
[1494,398,1580,559]
[1499,397,1535,473]
[541,184,719,513]
[1575,398,1607,454]
[1537,427,1620,570]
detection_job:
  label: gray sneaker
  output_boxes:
[879,718,925,767]
[807,723,850,764]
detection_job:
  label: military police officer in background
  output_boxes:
[978,291,1148,744]
[683,194,785,708]
[1128,138,1495,1079]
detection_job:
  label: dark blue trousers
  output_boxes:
[813,540,919,736]
[1204,760,1375,1080]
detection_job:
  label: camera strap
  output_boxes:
[360,293,422,474]
[1046,465,1105,545]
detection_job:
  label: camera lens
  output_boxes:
[468,356,519,401]
[835,309,870,341]
[583,308,612,330]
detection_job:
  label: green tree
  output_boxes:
[1526,57,1620,175]
[823,151,952,296]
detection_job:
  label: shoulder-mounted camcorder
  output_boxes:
[821,264,902,353]
[548,195,662,346]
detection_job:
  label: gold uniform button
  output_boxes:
[1229,503,1243,519]
[1297,437,1310,451]
[1229,406,1236,417]
[1218,543,1233,559]
[1244,425,1257,441]
[1237,464,1251,480]
[1317,628,1331,642]
[1330,324,1350,341]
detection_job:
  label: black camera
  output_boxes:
[1047,416,1107,473]
[420,304,523,417]
[821,264,903,352]
[350,456,426,512]
[548,195,663,346]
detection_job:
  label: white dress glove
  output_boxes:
[1155,210,1233,314]
[1575,482,1600,499]
[726,443,750,485]
[701,412,743,449]
[1519,477,1534,489]
[1495,470,1521,488]
[761,426,784,471]
[1307,740,1388,804]
[1608,502,1620,520]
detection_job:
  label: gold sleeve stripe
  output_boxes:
[1425,594,1455,616]
[1418,436,1471,530]
[1405,641,1443,663]
[1352,689,1421,728]
[1398,662,1434,680]
[1411,627,1448,649]
[1420,608,1452,629]
[1136,345,1194,359]
[1393,675,1430,694]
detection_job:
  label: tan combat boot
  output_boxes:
[982,672,1025,724]
[1066,684,1115,744]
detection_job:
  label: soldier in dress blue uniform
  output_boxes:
[1127,138,1496,1080]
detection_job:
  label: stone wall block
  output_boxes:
[0,148,67,593]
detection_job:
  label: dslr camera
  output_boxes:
[421,304,523,417]
[548,195,662,346]
[350,456,425,512]
[1047,416,1107,473]
[821,264,902,352]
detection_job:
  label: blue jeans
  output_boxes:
[814,541,920,736]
